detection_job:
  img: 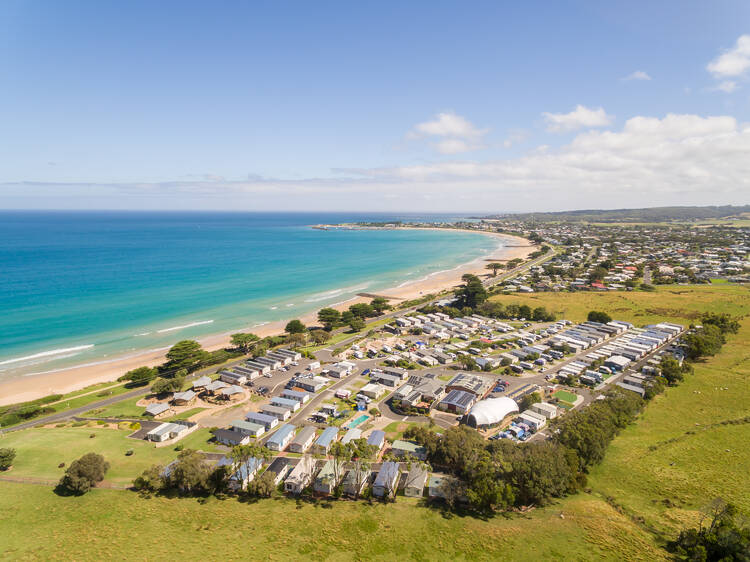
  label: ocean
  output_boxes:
[0,211,499,382]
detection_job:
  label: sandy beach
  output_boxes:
[0,229,534,406]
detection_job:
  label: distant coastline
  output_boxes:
[0,220,534,405]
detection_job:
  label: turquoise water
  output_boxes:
[0,211,499,383]
[347,415,370,428]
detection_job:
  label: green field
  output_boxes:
[551,390,577,404]
[0,484,666,561]
[0,426,221,485]
[1,283,748,559]
[85,396,148,419]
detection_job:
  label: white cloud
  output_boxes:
[5,114,748,212]
[408,111,488,153]
[622,70,651,81]
[715,80,738,93]
[707,34,750,78]
[542,105,614,133]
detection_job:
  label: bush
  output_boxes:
[125,449,134,456]
[57,453,110,495]
[129,422,141,430]
[0,448,16,471]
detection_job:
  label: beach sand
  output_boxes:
[0,230,534,406]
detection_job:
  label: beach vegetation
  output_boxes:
[229,332,260,353]
[348,302,376,318]
[284,319,306,334]
[370,297,390,314]
[57,452,109,495]
[151,375,185,395]
[286,332,307,348]
[308,329,331,344]
[347,317,366,332]
[317,307,342,330]
[0,448,16,470]
[160,340,208,374]
[119,366,159,386]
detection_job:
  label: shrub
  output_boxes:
[125,449,134,456]
[57,453,110,495]
[0,448,16,471]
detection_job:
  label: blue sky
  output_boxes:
[1,0,749,211]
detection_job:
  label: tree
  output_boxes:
[668,499,750,561]
[230,332,260,353]
[518,305,532,320]
[0,448,16,471]
[166,449,212,494]
[459,355,478,371]
[121,366,158,385]
[456,274,487,309]
[587,310,612,324]
[486,262,503,277]
[151,375,184,395]
[349,303,375,319]
[532,307,555,322]
[683,324,725,360]
[287,332,307,348]
[58,452,110,495]
[348,317,365,332]
[309,329,331,345]
[518,391,541,412]
[371,297,390,314]
[660,356,684,386]
[133,464,165,493]
[248,469,276,497]
[588,266,608,282]
[329,441,352,488]
[162,340,208,374]
[317,308,341,331]
[285,319,306,334]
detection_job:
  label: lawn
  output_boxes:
[167,408,207,421]
[552,390,578,404]
[0,426,221,485]
[0,484,667,561]
[488,284,750,326]
[85,396,148,419]
[586,310,750,538]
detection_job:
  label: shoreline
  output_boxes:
[0,228,534,406]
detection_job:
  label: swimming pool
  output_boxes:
[347,414,369,428]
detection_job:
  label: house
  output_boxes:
[192,375,212,390]
[260,404,292,421]
[342,466,371,497]
[428,474,447,499]
[266,423,296,451]
[288,426,317,453]
[382,367,408,380]
[206,380,228,395]
[516,411,547,431]
[529,402,557,420]
[445,372,493,398]
[321,404,338,417]
[266,457,293,485]
[373,462,400,498]
[370,373,402,388]
[360,383,386,399]
[341,427,362,445]
[219,371,247,385]
[284,455,317,495]
[312,427,339,455]
[391,440,427,461]
[313,459,341,495]
[219,385,245,400]
[145,422,189,442]
[366,430,386,452]
[404,465,428,497]
[274,348,302,362]
[270,396,301,412]
[281,389,311,403]
[325,365,349,379]
[171,390,196,406]
[144,402,171,418]
[245,412,279,430]
[296,376,328,393]
[217,456,263,491]
[437,389,477,415]
[213,428,251,446]
[230,419,265,437]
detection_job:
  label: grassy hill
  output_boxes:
[1,284,748,560]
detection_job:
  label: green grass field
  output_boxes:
[1,283,748,560]
[0,484,667,561]
[0,426,221,485]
